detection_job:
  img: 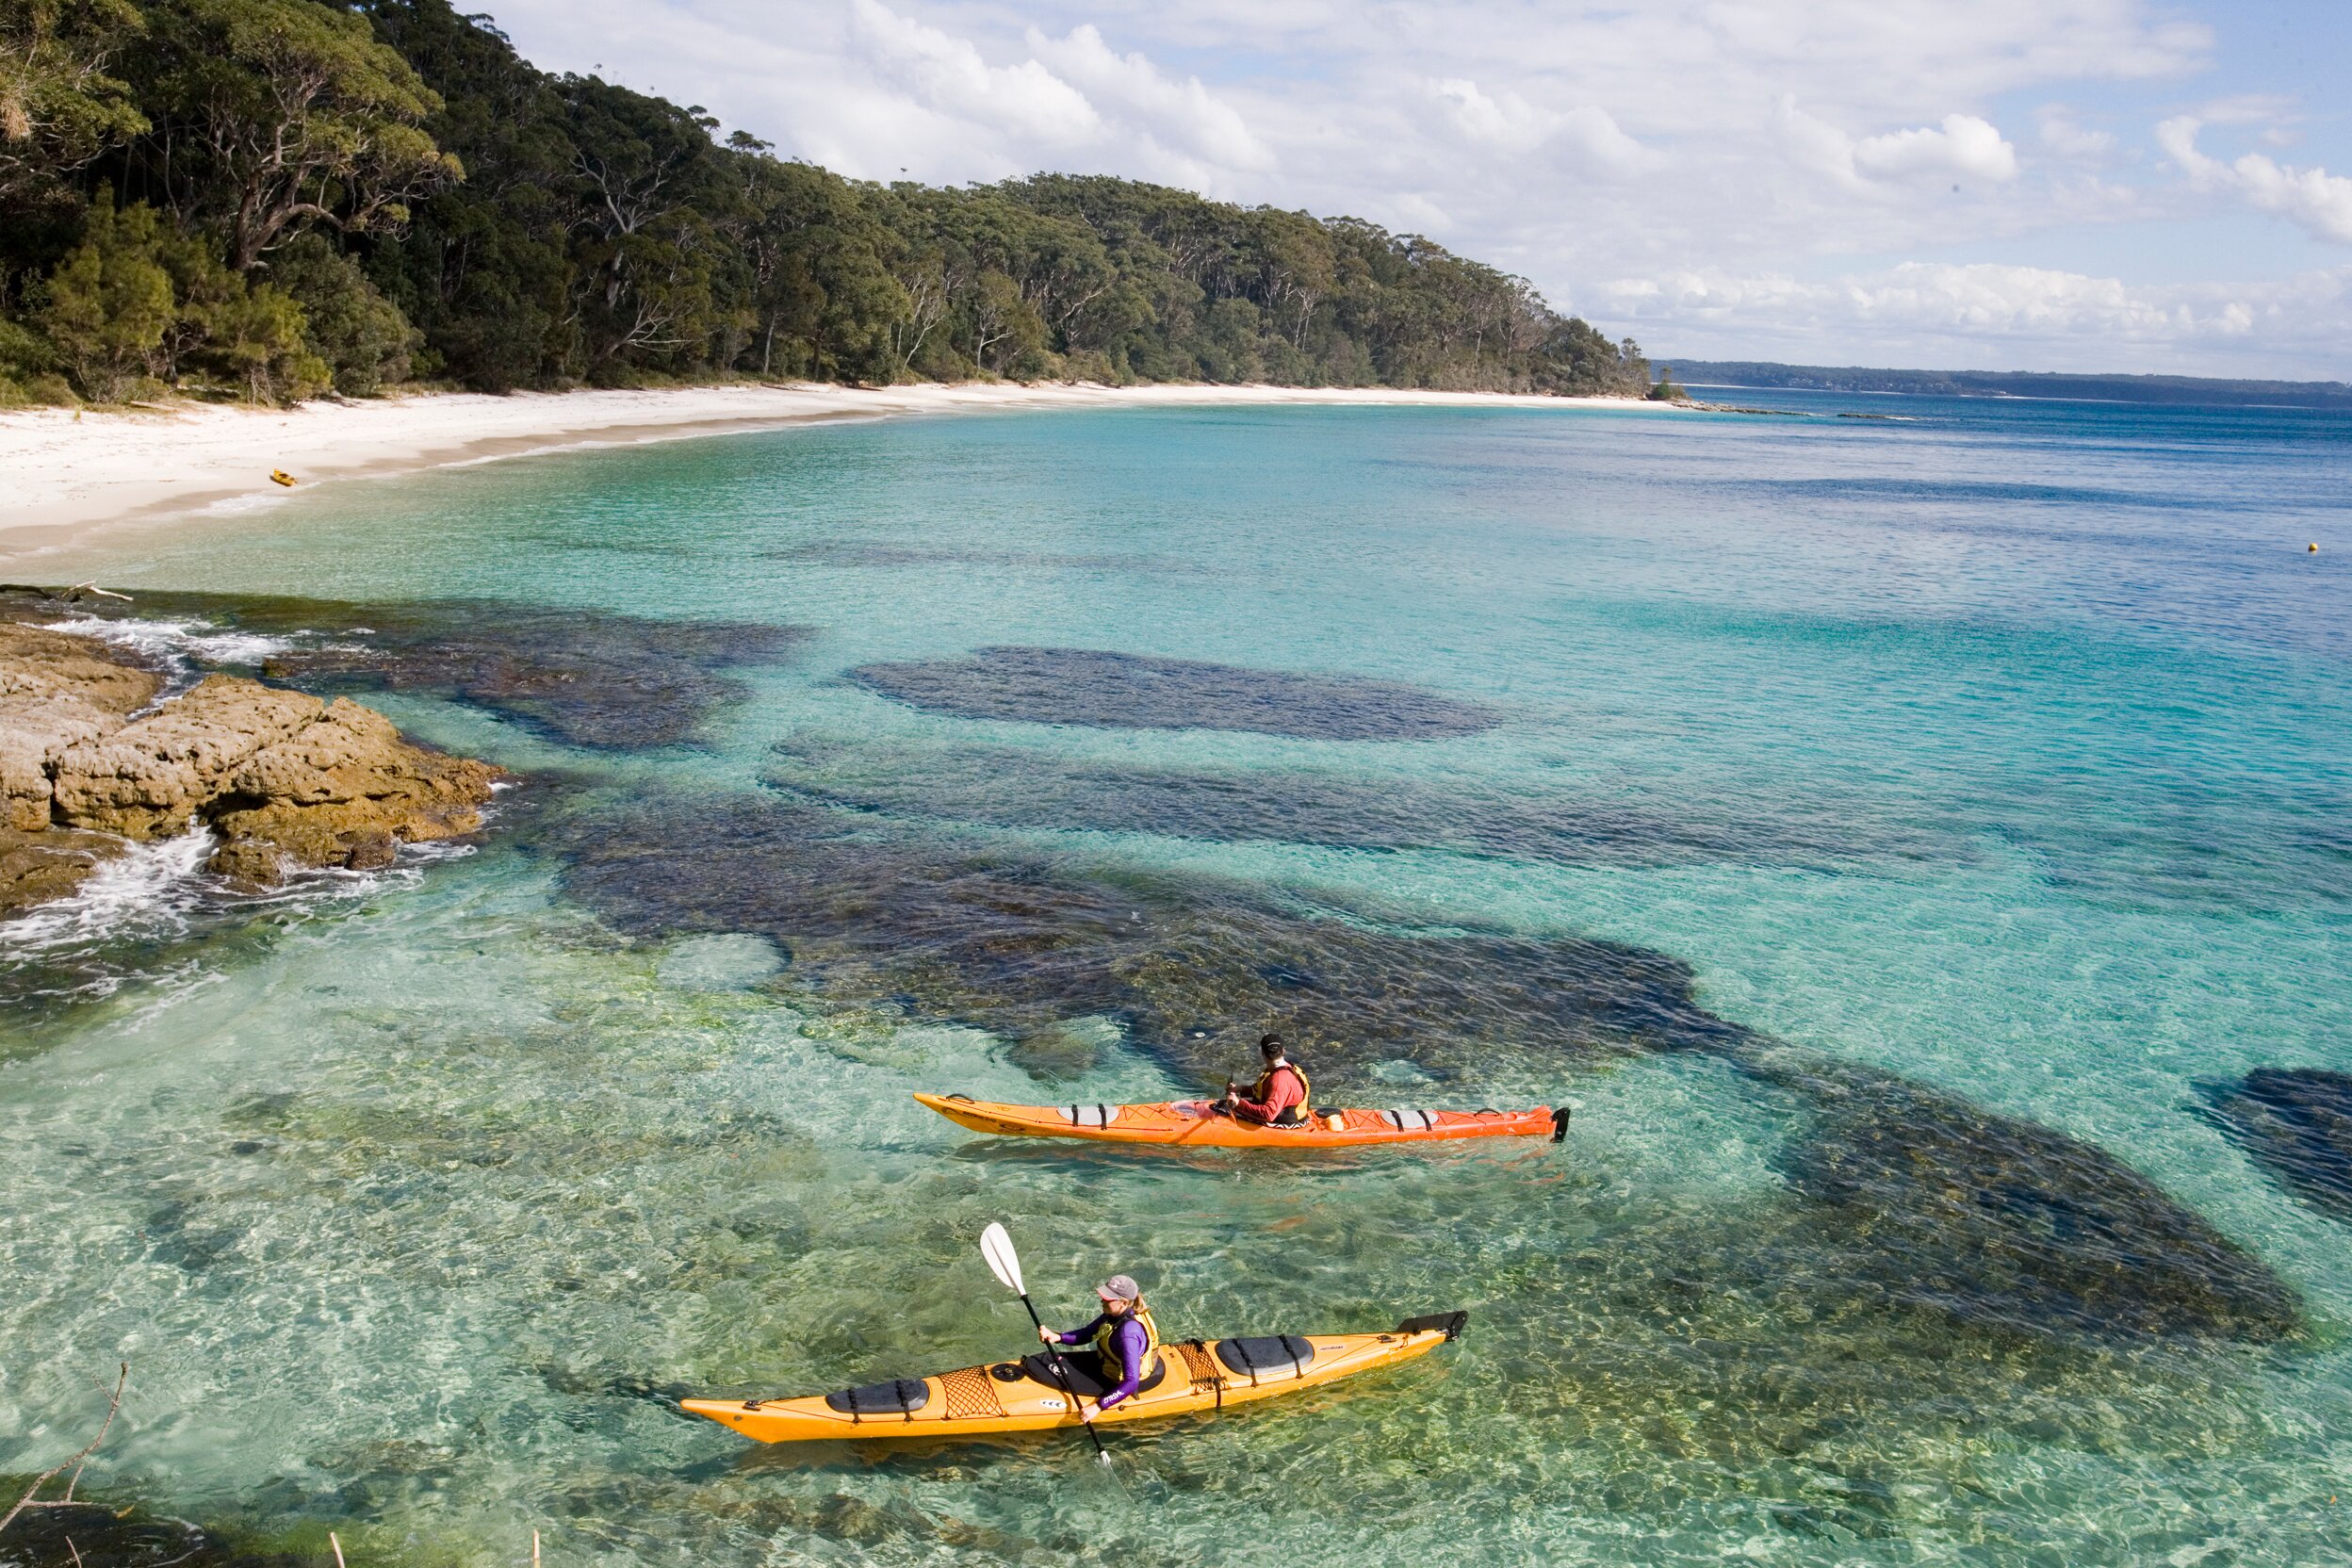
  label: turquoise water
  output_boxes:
[5,393,2351,1564]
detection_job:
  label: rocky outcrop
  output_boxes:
[206,697,501,885]
[0,624,164,831]
[51,675,322,838]
[0,623,504,908]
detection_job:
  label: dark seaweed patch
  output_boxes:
[266,607,807,748]
[845,646,1501,740]
[1461,1172,2280,1509]
[765,738,1939,869]
[2200,1068,2352,1222]
[551,792,1723,1086]
[1740,1045,2299,1342]
[1,585,808,748]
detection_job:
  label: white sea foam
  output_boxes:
[43,612,295,673]
[0,826,219,960]
[194,491,293,516]
[0,825,472,1000]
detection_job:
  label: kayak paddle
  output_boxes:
[980,1220,1113,1467]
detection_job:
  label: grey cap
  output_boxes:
[1097,1274,1141,1302]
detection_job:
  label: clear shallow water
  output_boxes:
[5,394,2352,1564]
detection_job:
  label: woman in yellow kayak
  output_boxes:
[1037,1274,1162,1421]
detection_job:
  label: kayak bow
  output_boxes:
[682,1312,1466,1445]
[915,1092,1566,1149]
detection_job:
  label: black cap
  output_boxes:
[1258,1033,1284,1054]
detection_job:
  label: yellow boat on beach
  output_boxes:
[682,1312,1466,1446]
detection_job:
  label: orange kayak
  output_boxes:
[914,1092,1566,1149]
[683,1312,1466,1445]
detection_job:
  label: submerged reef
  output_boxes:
[766,737,1938,870]
[553,788,2300,1344]
[846,645,1502,739]
[268,606,808,749]
[552,792,1727,1084]
[0,586,809,750]
[1739,1046,2299,1343]
[2201,1068,2352,1222]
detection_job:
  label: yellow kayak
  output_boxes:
[682,1312,1466,1445]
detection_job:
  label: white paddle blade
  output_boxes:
[979,1221,1026,1296]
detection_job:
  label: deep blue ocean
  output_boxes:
[4,387,2349,1565]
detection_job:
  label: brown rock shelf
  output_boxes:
[0,621,503,910]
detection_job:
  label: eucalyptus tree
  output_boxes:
[0,0,147,212]
[125,0,458,270]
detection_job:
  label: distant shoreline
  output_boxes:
[1686,381,2344,411]
[1665,361,2352,410]
[0,382,1685,567]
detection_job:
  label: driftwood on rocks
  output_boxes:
[0,624,503,911]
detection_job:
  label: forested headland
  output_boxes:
[0,0,1653,407]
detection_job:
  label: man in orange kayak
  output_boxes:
[1038,1274,1162,1420]
[1220,1034,1311,1128]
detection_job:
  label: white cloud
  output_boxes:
[1432,80,1646,173]
[2158,117,2352,245]
[2035,106,2115,160]
[1774,102,2018,188]
[848,0,1100,147]
[1434,78,1549,154]
[1027,24,1273,174]
[1854,113,2019,183]
[1774,97,1866,184]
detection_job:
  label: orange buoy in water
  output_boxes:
[270,469,296,487]
[2311,543,2320,553]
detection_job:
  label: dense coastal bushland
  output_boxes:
[0,0,1652,405]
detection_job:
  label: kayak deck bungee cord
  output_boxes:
[915,1092,1567,1149]
[682,1312,1468,1445]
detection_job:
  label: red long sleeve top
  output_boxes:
[1230,1062,1306,1124]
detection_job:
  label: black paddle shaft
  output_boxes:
[1017,1292,1110,1461]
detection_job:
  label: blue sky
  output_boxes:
[482,0,2351,377]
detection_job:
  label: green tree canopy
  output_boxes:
[130,0,458,269]
[0,0,147,212]
[0,0,1650,406]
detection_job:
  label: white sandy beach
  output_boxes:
[0,382,1676,568]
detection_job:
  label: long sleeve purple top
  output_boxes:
[1050,1312,1151,1408]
